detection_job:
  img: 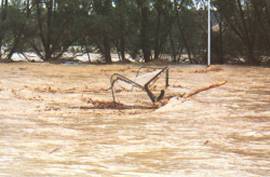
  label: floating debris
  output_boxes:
[192,65,223,73]
[74,98,158,110]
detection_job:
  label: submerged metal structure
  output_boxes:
[110,67,169,103]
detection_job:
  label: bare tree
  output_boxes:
[136,0,151,63]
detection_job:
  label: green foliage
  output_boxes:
[0,0,269,65]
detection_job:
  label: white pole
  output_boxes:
[208,0,211,66]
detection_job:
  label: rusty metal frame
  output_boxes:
[110,66,169,103]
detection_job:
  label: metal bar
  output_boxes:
[135,66,167,78]
[111,73,144,89]
[145,67,168,86]
[166,68,169,87]
[110,73,145,103]
[144,67,169,103]
[110,67,169,103]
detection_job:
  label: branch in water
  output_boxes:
[183,81,227,98]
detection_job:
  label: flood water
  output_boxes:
[0,64,269,176]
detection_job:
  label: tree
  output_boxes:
[92,0,113,63]
[31,0,80,61]
[6,0,31,60]
[113,0,128,62]
[136,0,151,63]
[251,0,270,55]
[0,0,8,59]
[152,0,173,60]
[214,0,258,64]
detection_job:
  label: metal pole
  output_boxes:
[208,0,211,66]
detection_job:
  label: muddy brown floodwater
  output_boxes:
[0,63,269,177]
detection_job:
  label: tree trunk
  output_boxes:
[119,36,126,62]
[45,0,53,60]
[7,0,31,60]
[140,4,151,63]
[251,0,270,51]
[0,0,8,58]
[178,23,192,63]
[236,0,257,65]
[246,44,257,65]
[118,0,127,62]
[154,11,161,60]
[35,0,46,60]
[169,29,177,62]
[218,20,224,64]
[103,35,112,63]
[85,46,91,63]
[174,2,192,63]
[0,0,3,58]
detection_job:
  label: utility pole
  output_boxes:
[208,0,211,66]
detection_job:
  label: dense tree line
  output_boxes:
[0,0,270,65]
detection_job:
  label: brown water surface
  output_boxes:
[0,64,269,176]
